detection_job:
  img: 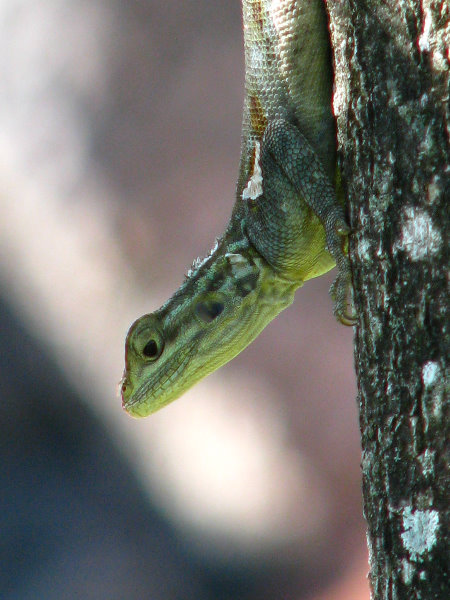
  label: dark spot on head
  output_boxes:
[206,271,225,292]
[236,273,259,297]
[195,300,225,323]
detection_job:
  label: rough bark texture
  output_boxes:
[327,1,449,599]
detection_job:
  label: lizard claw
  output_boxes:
[323,209,355,325]
[336,306,357,327]
[330,265,357,326]
[335,218,351,236]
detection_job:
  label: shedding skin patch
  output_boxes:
[186,239,219,278]
[242,141,263,200]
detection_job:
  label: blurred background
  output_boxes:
[0,1,368,598]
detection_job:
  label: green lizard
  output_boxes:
[121,0,355,417]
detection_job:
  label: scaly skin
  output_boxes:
[121,0,355,417]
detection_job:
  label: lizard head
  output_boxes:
[120,246,295,417]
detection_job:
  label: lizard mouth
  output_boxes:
[121,341,197,417]
[119,371,133,406]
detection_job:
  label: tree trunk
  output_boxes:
[327,2,449,599]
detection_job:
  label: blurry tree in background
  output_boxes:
[328,2,448,599]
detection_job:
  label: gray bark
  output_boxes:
[327,2,449,599]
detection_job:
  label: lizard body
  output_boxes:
[121,0,354,417]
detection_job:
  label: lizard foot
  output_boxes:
[325,213,356,326]
[329,259,356,326]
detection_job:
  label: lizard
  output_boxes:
[121,0,355,418]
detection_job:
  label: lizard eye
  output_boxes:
[194,297,225,323]
[129,317,165,362]
[142,338,163,360]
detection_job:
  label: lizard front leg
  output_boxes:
[244,119,355,325]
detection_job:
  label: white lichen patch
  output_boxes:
[420,360,445,433]
[422,371,445,434]
[358,238,371,261]
[396,207,441,260]
[366,530,375,570]
[422,360,440,387]
[417,449,435,477]
[417,0,449,72]
[401,558,415,585]
[418,6,432,52]
[426,175,441,204]
[400,507,440,560]
[242,141,263,201]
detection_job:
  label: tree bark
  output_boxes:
[327,2,449,599]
